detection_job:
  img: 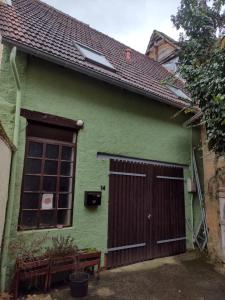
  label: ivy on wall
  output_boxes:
[172,0,225,156]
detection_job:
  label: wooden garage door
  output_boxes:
[107,159,186,268]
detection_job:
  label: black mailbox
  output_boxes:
[84,191,101,207]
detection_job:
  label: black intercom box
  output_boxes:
[84,191,101,207]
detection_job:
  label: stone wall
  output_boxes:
[219,187,225,261]
[201,127,225,261]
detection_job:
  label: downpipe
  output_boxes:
[0,46,21,292]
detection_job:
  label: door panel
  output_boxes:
[152,165,186,258]
[107,159,186,268]
[107,160,152,268]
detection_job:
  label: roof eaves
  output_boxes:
[3,37,188,110]
[183,111,202,127]
[160,50,180,64]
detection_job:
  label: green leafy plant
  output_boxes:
[46,236,78,257]
[171,0,225,156]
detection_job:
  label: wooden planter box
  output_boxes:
[78,250,101,279]
[48,254,78,288]
[12,251,101,296]
[13,257,50,299]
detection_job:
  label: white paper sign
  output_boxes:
[41,194,53,210]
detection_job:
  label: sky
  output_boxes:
[42,0,182,54]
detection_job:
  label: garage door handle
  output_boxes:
[147,214,152,220]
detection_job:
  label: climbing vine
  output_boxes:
[172,0,225,156]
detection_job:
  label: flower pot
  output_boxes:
[69,272,89,298]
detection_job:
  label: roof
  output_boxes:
[0,0,188,109]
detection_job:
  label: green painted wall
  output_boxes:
[0,46,196,281]
[0,45,27,139]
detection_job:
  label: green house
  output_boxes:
[0,0,201,291]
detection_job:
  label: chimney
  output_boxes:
[125,48,132,63]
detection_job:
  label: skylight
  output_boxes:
[74,42,115,70]
[167,85,191,101]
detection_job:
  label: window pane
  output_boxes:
[46,144,59,159]
[62,146,73,161]
[75,43,115,70]
[20,211,38,229]
[25,159,42,174]
[24,175,40,191]
[57,210,71,227]
[60,178,72,192]
[22,193,40,209]
[28,142,43,158]
[58,193,72,209]
[60,162,72,176]
[43,177,57,192]
[44,160,58,175]
[39,210,55,228]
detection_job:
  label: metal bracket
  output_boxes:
[109,171,146,177]
[108,243,146,252]
[156,176,184,181]
[157,237,186,244]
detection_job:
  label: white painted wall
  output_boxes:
[0,137,11,248]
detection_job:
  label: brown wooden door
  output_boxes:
[107,159,186,268]
[151,165,186,259]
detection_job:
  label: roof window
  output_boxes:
[167,85,191,101]
[74,42,115,71]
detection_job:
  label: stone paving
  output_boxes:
[19,253,225,300]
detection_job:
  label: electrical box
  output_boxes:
[84,191,101,207]
[187,178,197,193]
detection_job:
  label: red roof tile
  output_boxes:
[0,0,188,108]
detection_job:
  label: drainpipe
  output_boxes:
[0,46,21,292]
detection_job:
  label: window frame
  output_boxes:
[74,41,115,71]
[167,84,191,101]
[18,135,77,231]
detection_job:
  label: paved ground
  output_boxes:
[21,253,225,300]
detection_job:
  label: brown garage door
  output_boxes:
[107,159,186,268]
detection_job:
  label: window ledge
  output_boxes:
[17,226,75,234]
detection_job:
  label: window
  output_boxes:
[167,85,191,101]
[19,119,77,230]
[74,42,115,70]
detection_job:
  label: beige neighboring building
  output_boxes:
[201,133,225,262]
[0,29,14,250]
[0,123,13,249]
[146,30,180,75]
